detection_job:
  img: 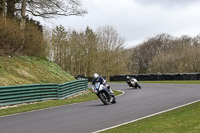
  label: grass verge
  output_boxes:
[101,101,200,133]
[0,89,122,117]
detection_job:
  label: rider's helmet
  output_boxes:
[126,76,130,79]
[94,73,99,79]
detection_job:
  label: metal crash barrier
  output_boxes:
[0,79,88,106]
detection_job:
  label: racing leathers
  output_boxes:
[92,76,114,95]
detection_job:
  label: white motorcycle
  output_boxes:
[127,77,141,89]
[92,82,116,105]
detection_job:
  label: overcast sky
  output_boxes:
[42,0,200,48]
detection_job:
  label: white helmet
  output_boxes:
[94,73,99,79]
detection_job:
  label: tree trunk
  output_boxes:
[7,0,16,19]
[0,0,6,19]
[20,0,27,30]
[0,0,3,18]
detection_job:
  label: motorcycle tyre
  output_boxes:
[134,85,137,89]
[98,92,111,105]
[111,96,116,104]
[136,83,141,89]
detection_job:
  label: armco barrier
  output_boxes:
[0,79,88,106]
[58,80,88,99]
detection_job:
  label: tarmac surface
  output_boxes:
[1,83,200,133]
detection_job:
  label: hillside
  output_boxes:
[0,56,75,86]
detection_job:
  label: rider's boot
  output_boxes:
[107,86,114,96]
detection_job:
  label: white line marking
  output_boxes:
[116,90,125,97]
[92,99,200,133]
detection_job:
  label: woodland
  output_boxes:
[1,0,200,79]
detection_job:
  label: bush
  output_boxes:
[0,18,46,57]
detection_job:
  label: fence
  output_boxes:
[0,79,88,106]
[109,73,200,81]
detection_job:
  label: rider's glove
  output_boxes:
[92,86,95,93]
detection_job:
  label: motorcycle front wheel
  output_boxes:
[98,92,111,105]
[111,95,116,104]
[136,83,141,89]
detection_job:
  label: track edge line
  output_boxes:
[92,99,200,133]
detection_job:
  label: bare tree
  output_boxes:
[20,0,27,29]
[129,33,200,74]
[14,0,86,29]
[47,25,129,78]
[52,25,67,67]
[1,0,87,28]
[96,26,125,79]
[24,0,87,18]
[129,33,176,74]
[193,34,200,47]
[148,52,179,73]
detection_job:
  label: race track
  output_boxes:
[1,83,200,133]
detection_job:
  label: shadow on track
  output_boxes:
[86,104,106,107]
[86,103,118,107]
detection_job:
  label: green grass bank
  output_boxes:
[101,101,200,133]
[0,56,75,86]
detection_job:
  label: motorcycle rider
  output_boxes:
[92,73,114,95]
[126,76,131,83]
[126,76,141,89]
[126,76,134,86]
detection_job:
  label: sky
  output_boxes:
[40,0,200,48]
